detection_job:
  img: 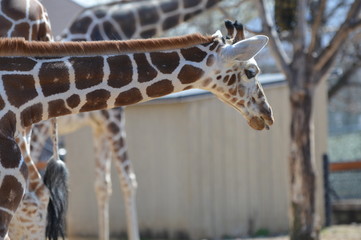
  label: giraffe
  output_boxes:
[60,0,223,41]
[30,0,226,239]
[0,21,273,239]
[0,0,67,239]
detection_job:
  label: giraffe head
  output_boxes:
[201,21,273,130]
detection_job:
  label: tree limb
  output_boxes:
[328,62,361,99]
[315,0,361,73]
[256,0,292,80]
[292,0,307,54]
[308,0,327,54]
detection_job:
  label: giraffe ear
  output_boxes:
[222,35,268,61]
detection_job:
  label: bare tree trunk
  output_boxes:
[289,74,319,240]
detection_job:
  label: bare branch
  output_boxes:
[256,0,292,79]
[315,0,361,73]
[328,62,361,99]
[292,0,307,54]
[325,1,347,19]
[308,0,327,54]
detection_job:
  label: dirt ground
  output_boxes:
[69,224,361,240]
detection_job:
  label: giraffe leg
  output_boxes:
[106,110,139,240]
[0,136,28,240]
[93,132,112,240]
[10,130,49,240]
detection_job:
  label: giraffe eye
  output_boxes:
[244,69,256,79]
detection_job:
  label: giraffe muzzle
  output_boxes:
[248,115,273,131]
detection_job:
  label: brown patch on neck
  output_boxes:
[0,34,215,56]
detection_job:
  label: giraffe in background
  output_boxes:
[0,22,273,239]
[31,0,225,239]
[0,0,67,239]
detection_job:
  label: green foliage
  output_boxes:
[253,228,270,237]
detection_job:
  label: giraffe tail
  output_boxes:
[43,157,69,240]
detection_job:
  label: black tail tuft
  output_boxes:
[43,157,69,240]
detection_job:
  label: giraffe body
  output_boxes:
[0,26,273,239]
[60,0,222,41]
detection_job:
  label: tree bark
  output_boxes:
[289,83,319,240]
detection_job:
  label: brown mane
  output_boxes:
[0,34,215,57]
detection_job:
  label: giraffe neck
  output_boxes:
[0,39,220,134]
[61,0,222,41]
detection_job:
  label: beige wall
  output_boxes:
[64,80,327,238]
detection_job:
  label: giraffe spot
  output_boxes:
[238,86,246,97]
[162,15,180,31]
[150,52,180,74]
[0,95,4,110]
[80,89,111,112]
[181,47,207,62]
[1,0,26,20]
[0,175,24,212]
[21,103,43,127]
[107,55,133,88]
[133,53,158,82]
[90,25,103,41]
[69,16,92,34]
[184,10,202,21]
[202,78,212,88]
[35,22,52,41]
[183,85,193,90]
[0,111,16,137]
[66,94,81,109]
[28,0,42,21]
[228,74,236,86]
[140,29,157,39]
[108,122,120,134]
[19,160,28,182]
[237,100,245,107]
[0,133,21,169]
[70,57,104,90]
[224,93,231,99]
[184,0,202,8]
[209,42,219,51]
[216,75,222,80]
[0,57,37,71]
[111,11,135,39]
[161,1,178,12]
[115,88,143,106]
[94,6,107,18]
[178,65,205,84]
[48,99,71,118]
[138,5,159,26]
[11,22,30,38]
[39,61,70,97]
[103,21,122,40]
[0,15,12,36]
[146,79,174,98]
[223,75,229,83]
[2,74,38,108]
[206,55,215,66]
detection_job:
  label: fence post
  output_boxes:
[323,153,331,227]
